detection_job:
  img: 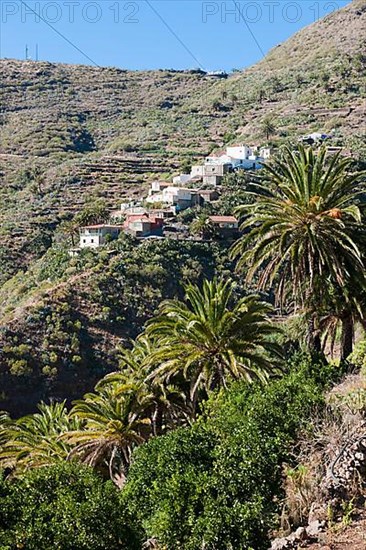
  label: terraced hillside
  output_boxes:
[1,0,365,282]
[0,0,365,414]
[1,1,366,276]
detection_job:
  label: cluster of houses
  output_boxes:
[78,212,239,248]
[76,144,270,250]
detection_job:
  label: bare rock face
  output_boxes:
[308,502,327,524]
[270,520,325,549]
[306,520,325,539]
[321,433,366,508]
[271,430,366,549]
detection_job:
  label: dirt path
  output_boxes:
[307,511,366,549]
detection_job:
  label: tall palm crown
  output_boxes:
[0,402,79,472]
[232,145,366,309]
[66,384,151,487]
[146,279,281,399]
[98,335,189,435]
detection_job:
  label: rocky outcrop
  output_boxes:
[271,429,366,549]
[271,521,325,549]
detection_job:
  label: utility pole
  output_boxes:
[25,44,29,60]
[35,44,39,61]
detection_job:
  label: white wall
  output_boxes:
[146,193,166,204]
[191,165,204,177]
[79,232,101,248]
[79,228,121,248]
[173,174,192,185]
[226,145,252,159]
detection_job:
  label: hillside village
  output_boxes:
[76,143,268,249]
[75,135,344,250]
[1,2,366,547]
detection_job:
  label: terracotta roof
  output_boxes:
[209,215,238,223]
[125,213,150,220]
[126,216,150,223]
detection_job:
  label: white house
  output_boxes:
[191,165,205,177]
[226,145,252,160]
[150,181,171,193]
[146,186,199,211]
[119,201,146,213]
[79,225,123,248]
[191,144,271,179]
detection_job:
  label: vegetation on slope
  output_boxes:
[0,4,365,545]
[0,0,365,281]
[0,139,365,547]
[0,239,235,415]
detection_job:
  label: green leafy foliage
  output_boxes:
[0,462,138,549]
[0,402,80,472]
[0,240,236,415]
[146,278,282,399]
[123,356,326,549]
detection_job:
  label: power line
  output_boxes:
[231,1,266,59]
[144,0,205,70]
[19,0,100,67]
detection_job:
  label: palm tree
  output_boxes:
[98,336,190,435]
[66,384,151,487]
[146,279,282,402]
[0,411,10,450]
[190,215,216,240]
[0,402,79,472]
[59,218,80,247]
[320,272,366,361]
[231,145,366,357]
[261,116,276,141]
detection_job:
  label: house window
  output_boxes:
[83,239,86,243]
[91,239,94,243]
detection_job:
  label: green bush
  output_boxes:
[349,339,366,373]
[0,462,138,550]
[123,357,326,549]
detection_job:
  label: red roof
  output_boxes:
[125,214,164,226]
[209,215,238,223]
[126,214,149,222]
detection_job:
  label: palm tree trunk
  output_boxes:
[109,447,127,489]
[340,314,354,362]
[307,315,322,355]
[152,405,163,437]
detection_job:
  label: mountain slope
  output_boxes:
[0,1,365,282]
[0,0,365,415]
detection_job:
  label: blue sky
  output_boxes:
[0,1,350,70]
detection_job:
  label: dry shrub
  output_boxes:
[281,375,366,532]
[281,461,321,532]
